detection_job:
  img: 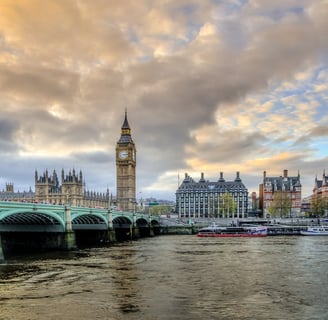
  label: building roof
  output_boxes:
[265,175,301,191]
[314,171,328,189]
[177,172,248,193]
[121,109,130,129]
[118,110,134,144]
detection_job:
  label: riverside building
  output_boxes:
[313,170,328,199]
[0,169,111,208]
[311,170,328,216]
[0,183,34,202]
[176,172,248,218]
[259,169,302,217]
[115,110,137,211]
[34,169,110,207]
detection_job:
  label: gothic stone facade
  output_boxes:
[116,111,136,212]
[0,183,34,202]
[35,169,110,207]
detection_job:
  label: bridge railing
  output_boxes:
[0,201,160,226]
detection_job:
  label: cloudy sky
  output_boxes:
[0,0,328,201]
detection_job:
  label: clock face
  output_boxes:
[119,150,128,159]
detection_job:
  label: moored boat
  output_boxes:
[300,226,328,236]
[197,225,267,237]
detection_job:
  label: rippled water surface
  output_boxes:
[1,235,328,320]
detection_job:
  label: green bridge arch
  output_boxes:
[0,201,160,233]
[0,201,161,260]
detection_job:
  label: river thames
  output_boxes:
[1,235,328,320]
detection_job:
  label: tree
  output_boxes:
[268,191,292,218]
[267,204,278,218]
[219,193,237,218]
[310,196,327,217]
[148,205,171,216]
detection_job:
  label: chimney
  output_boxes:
[283,169,288,178]
[323,170,326,187]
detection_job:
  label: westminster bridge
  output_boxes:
[0,201,161,260]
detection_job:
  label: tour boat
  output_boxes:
[197,225,268,237]
[300,226,328,236]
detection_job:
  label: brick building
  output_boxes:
[259,169,302,217]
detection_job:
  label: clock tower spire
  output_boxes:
[116,110,136,211]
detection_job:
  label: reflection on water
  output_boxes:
[1,236,328,320]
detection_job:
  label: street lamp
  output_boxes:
[66,192,70,206]
[107,192,113,229]
[130,198,137,224]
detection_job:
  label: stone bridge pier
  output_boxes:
[0,234,4,262]
[63,206,77,250]
[107,208,116,242]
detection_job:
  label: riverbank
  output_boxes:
[159,217,328,236]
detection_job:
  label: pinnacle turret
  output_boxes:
[118,109,134,144]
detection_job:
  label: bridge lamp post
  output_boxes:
[138,192,143,212]
[128,199,137,241]
[133,200,137,223]
[130,199,137,226]
[107,194,113,229]
[148,208,152,233]
[66,192,71,206]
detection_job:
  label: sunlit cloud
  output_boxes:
[0,0,327,199]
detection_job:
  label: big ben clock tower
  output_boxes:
[116,110,136,211]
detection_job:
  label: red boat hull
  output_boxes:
[197,233,267,238]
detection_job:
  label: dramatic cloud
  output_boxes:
[0,0,328,199]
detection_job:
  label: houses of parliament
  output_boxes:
[0,112,137,211]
